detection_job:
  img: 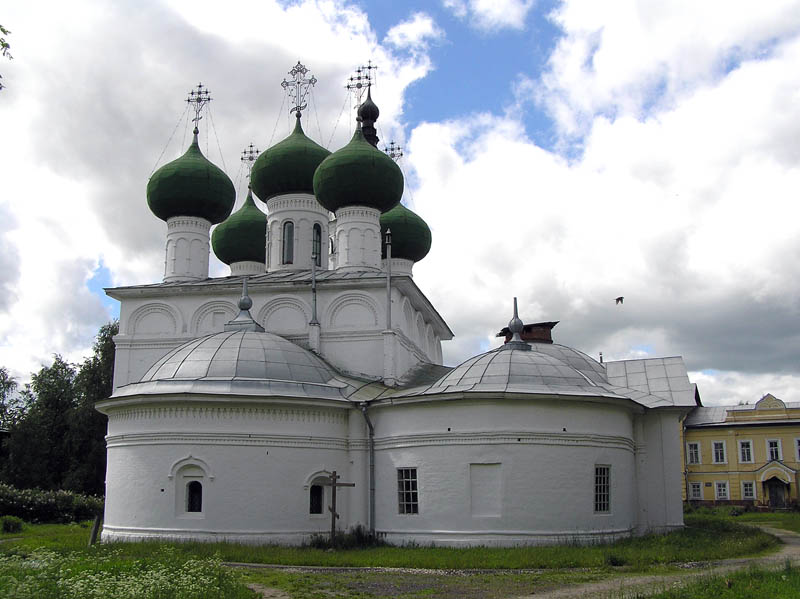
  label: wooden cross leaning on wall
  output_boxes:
[322,470,355,547]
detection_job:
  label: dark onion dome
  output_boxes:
[250,116,331,201]
[211,188,267,265]
[380,203,431,262]
[357,87,380,122]
[357,87,380,147]
[146,132,235,224]
[313,127,403,213]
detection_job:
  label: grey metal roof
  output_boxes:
[685,402,800,427]
[112,331,358,401]
[389,344,695,409]
[604,357,696,407]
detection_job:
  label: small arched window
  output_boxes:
[309,484,323,514]
[312,224,322,267]
[187,481,203,513]
[282,221,294,264]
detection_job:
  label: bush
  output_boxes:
[307,524,385,549]
[0,483,103,523]
[0,515,23,533]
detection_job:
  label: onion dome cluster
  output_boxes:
[380,203,431,262]
[146,133,235,224]
[211,188,267,265]
[250,116,331,202]
[313,127,403,213]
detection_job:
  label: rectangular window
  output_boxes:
[742,481,755,500]
[796,438,800,461]
[397,468,418,514]
[594,465,610,513]
[768,439,781,461]
[739,440,752,463]
[689,482,702,500]
[687,442,700,465]
[715,481,729,500]
[713,441,726,464]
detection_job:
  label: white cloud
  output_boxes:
[407,13,800,408]
[443,0,535,31]
[689,371,800,407]
[385,13,444,53]
[539,0,800,137]
[0,0,437,381]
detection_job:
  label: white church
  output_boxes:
[97,67,699,546]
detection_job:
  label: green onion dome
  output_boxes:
[313,127,403,213]
[380,203,432,262]
[250,116,331,201]
[211,188,267,265]
[146,133,235,224]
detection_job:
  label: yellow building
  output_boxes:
[682,394,800,507]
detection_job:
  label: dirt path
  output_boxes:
[517,526,800,599]
[236,526,800,599]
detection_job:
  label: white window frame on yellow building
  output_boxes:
[766,439,782,462]
[686,441,700,464]
[712,440,727,464]
[738,439,753,464]
[689,482,702,500]
[714,481,729,500]
[796,438,800,462]
[741,480,756,500]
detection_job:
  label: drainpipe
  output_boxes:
[360,402,375,537]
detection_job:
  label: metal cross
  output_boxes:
[322,470,355,547]
[282,62,317,117]
[240,143,259,177]
[186,82,212,128]
[346,60,377,104]
[384,141,403,162]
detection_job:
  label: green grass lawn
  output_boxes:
[735,510,800,533]
[644,564,800,599]
[0,513,785,599]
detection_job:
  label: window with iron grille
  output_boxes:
[594,465,610,513]
[282,221,294,264]
[687,442,700,464]
[397,468,418,514]
[312,223,322,267]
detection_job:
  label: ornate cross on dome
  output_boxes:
[346,60,377,104]
[282,62,317,118]
[384,141,403,162]
[240,143,259,179]
[186,82,212,132]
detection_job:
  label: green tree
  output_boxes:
[64,321,118,495]
[0,321,118,495]
[0,24,12,91]
[2,356,76,489]
[0,367,19,428]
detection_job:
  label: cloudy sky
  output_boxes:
[2,0,799,405]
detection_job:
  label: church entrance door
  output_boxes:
[766,478,787,508]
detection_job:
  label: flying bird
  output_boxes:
[615,296,624,305]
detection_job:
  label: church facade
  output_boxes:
[97,73,697,546]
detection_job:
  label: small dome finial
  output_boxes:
[500,297,531,351]
[225,277,264,332]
